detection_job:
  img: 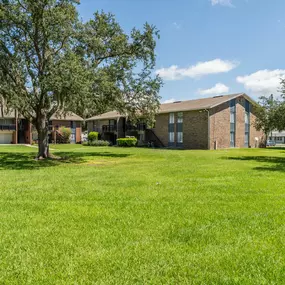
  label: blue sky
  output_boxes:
[77,0,285,102]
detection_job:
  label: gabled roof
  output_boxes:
[50,111,84,122]
[0,104,84,122]
[86,93,256,121]
[86,111,125,121]
[0,108,16,119]
[159,93,244,113]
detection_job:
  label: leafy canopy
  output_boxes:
[0,0,162,126]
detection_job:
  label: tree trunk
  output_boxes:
[36,116,50,158]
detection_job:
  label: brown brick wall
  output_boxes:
[151,111,208,149]
[235,97,245,148]
[210,96,264,149]
[210,102,230,149]
[151,113,169,147]
[183,111,208,149]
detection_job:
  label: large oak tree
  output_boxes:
[0,0,162,157]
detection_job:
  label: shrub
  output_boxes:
[88,132,98,142]
[117,137,137,147]
[83,140,110,147]
[59,127,71,143]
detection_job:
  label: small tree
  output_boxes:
[254,95,279,146]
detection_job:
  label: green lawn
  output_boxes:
[1,145,285,284]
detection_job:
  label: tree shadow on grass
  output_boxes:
[223,156,285,172]
[0,151,131,170]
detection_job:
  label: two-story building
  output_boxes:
[86,93,264,149]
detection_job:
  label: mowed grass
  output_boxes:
[0,145,285,284]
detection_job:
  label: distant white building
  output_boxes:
[269,131,285,144]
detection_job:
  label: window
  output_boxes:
[177,112,183,123]
[176,112,183,145]
[168,113,175,145]
[230,99,236,147]
[169,113,175,124]
[169,132,175,143]
[245,100,250,147]
[177,132,183,143]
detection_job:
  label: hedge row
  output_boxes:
[83,140,110,147]
[117,137,137,147]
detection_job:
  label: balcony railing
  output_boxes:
[102,125,117,133]
[126,123,146,132]
[0,124,16,131]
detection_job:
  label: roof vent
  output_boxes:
[213,95,224,98]
[173,101,182,103]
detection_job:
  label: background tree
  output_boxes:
[254,94,279,146]
[273,79,285,131]
[0,0,162,158]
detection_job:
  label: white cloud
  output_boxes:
[173,22,181,30]
[156,59,239,81]
[211,0,235,7]
[236,69,285,95]
[163,98,176,104]
[198,83,229,95]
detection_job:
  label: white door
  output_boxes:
[0,133,13,144]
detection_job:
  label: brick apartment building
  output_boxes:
[86,93,264,149]
[0,108,83,144]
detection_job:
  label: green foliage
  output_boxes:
[0,0,162,156]
[254,95,280,141]
[117,137,137,147]
[88,132,98,142]
[59,127,71,143]
[83,140,110,146]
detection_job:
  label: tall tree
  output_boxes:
[254,94,279,145]
[0,0,162,158]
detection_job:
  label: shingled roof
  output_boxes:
[0,104,84,121]
[86,93,255,121]
[50,111,84,121]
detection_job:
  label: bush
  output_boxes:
[59,127,71,143]
[83,140,110,147]
[88,132,98,142]
[117,137,137,147]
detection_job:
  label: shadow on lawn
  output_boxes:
[224,156,285,172]
[0,151,131,170]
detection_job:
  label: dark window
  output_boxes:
[245,100,250,147]
[176,112,183,145]
[168,113,175,145]
[230,99,236,147]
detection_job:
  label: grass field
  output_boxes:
[1,145,285,284]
